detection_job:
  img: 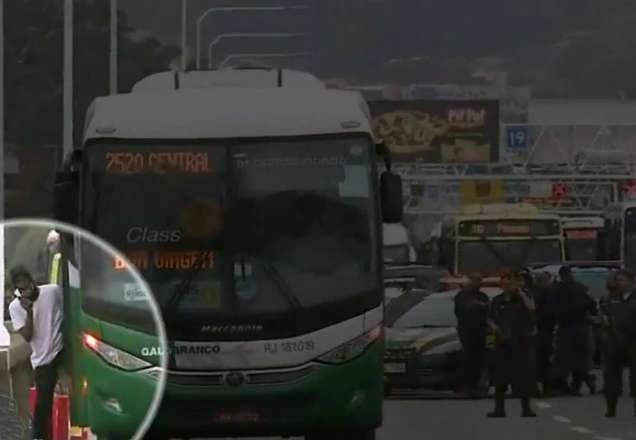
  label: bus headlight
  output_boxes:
[83,333,152,371]
[317,326,382,365]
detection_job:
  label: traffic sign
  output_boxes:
[506,126,528,149]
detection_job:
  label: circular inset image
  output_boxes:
[0,219,167,440]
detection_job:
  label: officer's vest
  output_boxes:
[49,253,62,285]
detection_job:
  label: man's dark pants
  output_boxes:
[459,328,486,389]
[33,352,63,440]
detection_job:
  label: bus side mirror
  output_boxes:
[377,142,403,223]
[53,172,79,226]
[381,171,403,223]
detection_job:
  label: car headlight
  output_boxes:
[317,326,383,365]
[83,333,152,371]
[424,340,461,356]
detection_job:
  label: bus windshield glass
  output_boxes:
[82,137,379,338]
[564,228,600,261]
[458,239,562,274]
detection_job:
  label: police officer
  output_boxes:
[532,271,557,397]
[454,272,490,395]
[553,266,597,395]
[487,268,537,418]
[599,269,636,417]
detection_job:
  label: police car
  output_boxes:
[384,287,501,393]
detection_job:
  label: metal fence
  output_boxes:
[0,393,27,440]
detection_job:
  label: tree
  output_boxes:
[5,0,179,148]
[4,0,179,217]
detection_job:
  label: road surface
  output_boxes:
[191,392,635,440]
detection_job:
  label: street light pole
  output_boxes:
[0,0,4,222]
[63,0,74,158]
[195,5,310,70]
[0,0,10,351]
[110,0,118,95]
[207,33,306,69]
[181,0,187,70]
[218,52,311,70]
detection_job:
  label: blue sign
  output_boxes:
[506,126,528,149]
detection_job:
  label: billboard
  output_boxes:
[369,100,500,163]
[404,84,530,124]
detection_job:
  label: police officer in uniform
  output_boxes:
[531,271,557,397]
[487,268,537,418]
[599,269,636,417]
[454,272,490,395]
[553,266,597,395]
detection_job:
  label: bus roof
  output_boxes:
[562,217,604,229]
[605,201,636,212]
[132,69,326,92]
[83,87,371,142]
[454,213,561,222]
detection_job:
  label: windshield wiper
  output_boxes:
[254,257,303,312]
[164,248,213,324]
[479,237,508,268]
[516,236,538,269]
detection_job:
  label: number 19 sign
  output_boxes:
[506,126,528,149]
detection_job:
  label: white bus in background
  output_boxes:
[603,202,636,272]
[383,223,416,265]
[437,203,564,288]
[562,217,604,261]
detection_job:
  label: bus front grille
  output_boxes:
[167,373,224,386]
[247,366,315,385]
[166,366,316,387]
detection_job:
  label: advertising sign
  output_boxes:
[369,100,500,163]
[460,180,504,204]
[405,84,531,123]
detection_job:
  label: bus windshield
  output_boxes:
[457,239,562,273]
[564,229,601,261]
[82,137,380,339]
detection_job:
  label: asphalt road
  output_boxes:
[199,390,635,440]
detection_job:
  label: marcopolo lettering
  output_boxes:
[201,324,264,334]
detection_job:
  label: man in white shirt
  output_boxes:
[8,266,64,440]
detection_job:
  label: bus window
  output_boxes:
[624,208,636,271]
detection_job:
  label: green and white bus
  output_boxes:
[53,68,403,439]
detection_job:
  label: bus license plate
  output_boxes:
[384,362,406,374]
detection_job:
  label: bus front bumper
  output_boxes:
[83,354,162,439]
[146,341,384,438]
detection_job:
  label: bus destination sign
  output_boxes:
[104,151,215,175]
[564,229,598,240]
[458,220,560,237]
